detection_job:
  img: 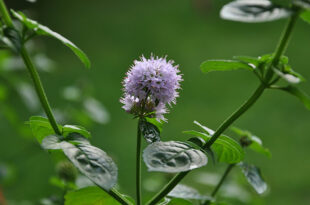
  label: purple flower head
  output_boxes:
[121,55,182,121]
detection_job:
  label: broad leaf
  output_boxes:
[41,134,117,191]
[300,10,310,24]
[11,10,90,69]
[167,198,193,205]
[168,184,211,201]
[231,127,271,158]
[239,162,267,194]
[62,142,118,191]
[63,125,91,139]
[139,119,160,143]
[65,186,120,205]
[28,116,62,143]
[143,141,207,173]
[220,0,291,23]
[200,60,253,73]
[280,86,310,110]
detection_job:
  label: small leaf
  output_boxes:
[231,127,271,158]
[168,184,212,201]
[143,141,207,173]
[239,162,267,194]
[11,10,91,68]
[200,60,253,73]
[193,121,214,135]
[63,125,91,139]
[65,186,120,205]
[294,0,310,10]
[61,142,118,191]
[28,116,62,143]
[280,86,310,110]
[233,56,259,67]
[300,10,310,24]
[139,119,160,143]
[146,117,164,132]
[273,67,304,84]
[220,0,291,23]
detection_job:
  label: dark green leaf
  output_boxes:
[167,198,193,205]
[200,60,253,73]
[65,186,120,205]
[220,0,291,23]
[139,119,160,143]
[231,127,271,158]
[300,11,310,24]
[11,10,91,68]
[239,162,267,194]
[280,86,310,110]
[168,184,212,201]
[28,116,62,143]
[63,125,91,139]
[143,141,207,173]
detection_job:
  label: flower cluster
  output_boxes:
[121,55,182,121]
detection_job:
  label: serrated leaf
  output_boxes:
[168,184,212,201]
[300,10,310,24]
[231,127,271,158]
[143,141,207,173]
[220,0,291,23]
[65,186,120,205]
[11,10,90,69]
[280,86,310,110]
[294,0,310,10]
[28,116,62,143]
[139,119,160,143]
[63,125,91,139]
[200,60,253,73]
[62,142,118,191]
[239,162,267,194]
[187,121,244,163]
[167,198,193,205]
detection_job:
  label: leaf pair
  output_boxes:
[184,121,244,164]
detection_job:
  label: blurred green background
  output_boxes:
[1,0,310,204]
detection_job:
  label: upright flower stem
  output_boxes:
[146,12,299,205]
[0,1,132,204]
[136,118,142,205]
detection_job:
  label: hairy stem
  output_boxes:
[146,12,299,205]
[136,118,142,205]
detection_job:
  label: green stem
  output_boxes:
[20,46,61,135]
[0,0,13,27]
[136,118,142,205]
[109,188,132,205]
[146,13,299,205]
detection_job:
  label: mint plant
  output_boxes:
[0,0,310,204]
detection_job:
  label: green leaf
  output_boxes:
[280,86,310,110]
[143,141,207,173]
[231,127,271,158]
[63,125,91,139]
[167,198,193,205]
[233,56,259,67]
[168,184,212,201]
[220,0,291,23]
[139,119,160,143]
[27,116,62,143]
[41,134,118,191]
[65,186,120,205]
[200,60,253,73]
[187,121,244,163]
[239,162,267,194]
[273,68,303,84]
[11,10,91,69]
[300,11,310,24]
[145,117,164,132]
